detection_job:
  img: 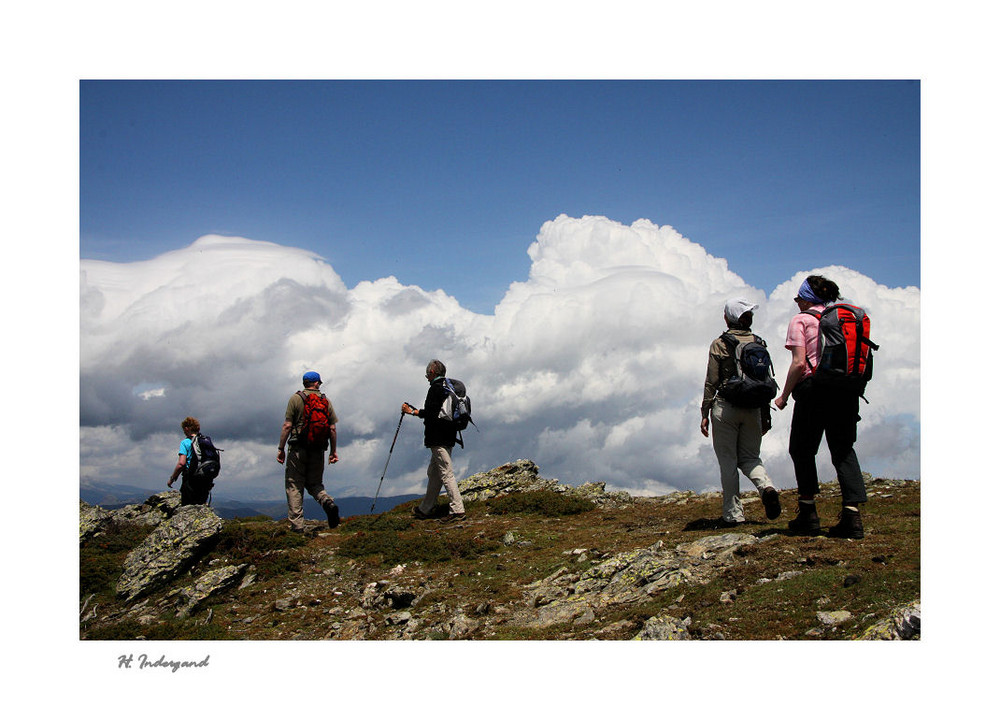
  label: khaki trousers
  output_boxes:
[711,398,775,522]
[418,446,465,516]
[285,445,336,531]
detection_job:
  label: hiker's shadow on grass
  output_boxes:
[683,518,770,532]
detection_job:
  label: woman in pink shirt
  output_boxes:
[775,275,867,539]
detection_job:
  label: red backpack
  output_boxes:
[296,391,331,448]
[804,304,880,397]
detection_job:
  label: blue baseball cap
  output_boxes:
[302,371,322,384]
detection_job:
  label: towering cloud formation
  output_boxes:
[80,216,920,501]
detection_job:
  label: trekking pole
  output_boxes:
[370,410,406,513]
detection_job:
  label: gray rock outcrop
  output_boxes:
[116,504,224,602]
[524,532,767,628]
[108,491,182,527]
[857,600,920,640]
[459,459,630,507]
[80,500,112,544]
[633,614,692,640]
[175,564,248,619]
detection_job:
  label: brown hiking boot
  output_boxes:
[788,501,821,535]
[324,502,340,529]
[828,507,864,539]
[762,487,782,520]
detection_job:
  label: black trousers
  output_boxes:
[789,381,867,506]
[180,475,213,505]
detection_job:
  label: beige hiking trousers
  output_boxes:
[418,446,465,516]
[711,398,775,522]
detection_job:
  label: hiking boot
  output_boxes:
[828,507,864,539]
[324,503,341,529]
[762,487,782,520]
[438,512,466,524]
[788,501,821,535]
[412,506,432,520]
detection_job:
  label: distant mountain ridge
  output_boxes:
[80,480,418,519]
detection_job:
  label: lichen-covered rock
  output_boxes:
[524,533,765,629]
[446,613,480,639]
[108,491,183,528]
[633,614,692,640]
[360,581,419,610]
[857,600,920,640]
[175,564,248,618]
[458,459,631,507]
[817,610,853,626]
[459,460,559,501]
[80,500,112,544]
[116,505,224,602]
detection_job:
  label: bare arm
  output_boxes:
[168,454,186,486]
[775,345,808,410]
[277,420,293,464]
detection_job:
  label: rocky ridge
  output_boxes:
[79,459,920,641]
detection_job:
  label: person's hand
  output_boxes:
[329,451,339,465]
[167,477,175,488]
[775,396,787,410]
[402,402,416,415]
[277,448,286,465]
[700,418,709,437]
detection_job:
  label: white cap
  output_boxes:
[724,298,758,324]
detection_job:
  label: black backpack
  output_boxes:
[716,333,779,407]
[187,433,222,482]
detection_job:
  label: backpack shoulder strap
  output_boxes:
[719,332,739,351]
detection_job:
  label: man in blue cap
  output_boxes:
[277,371,340,531]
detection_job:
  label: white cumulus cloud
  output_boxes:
[79,215,920,504]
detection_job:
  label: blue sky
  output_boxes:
[80,80,919,314]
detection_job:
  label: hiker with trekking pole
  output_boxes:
[774,275,879,539]
[401,359,472,524]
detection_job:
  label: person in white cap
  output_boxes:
[700,298,782,526]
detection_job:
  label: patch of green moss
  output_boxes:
[212,519,308,580]
[337,529,501,565]
[80,522,154,599]
[85,618,235,641]
[486,490,595,517]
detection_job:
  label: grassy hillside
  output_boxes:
[79,477,919,641]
